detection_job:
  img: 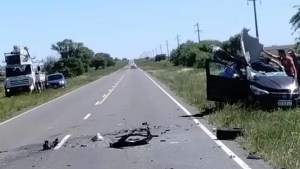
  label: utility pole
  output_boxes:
[165,40,169,57]
[160,44,163,55]
[194,22,202,43]
[247,0,260,38]
[176,34,180,48]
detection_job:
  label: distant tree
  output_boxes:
[290,6,300,32]
[221,34,242,56]
[114,57,120,61]
[90,56,105,70]
[155,54,166,62]
[122,58,128,61]
[290,6,300,53]
[51,39,84,59]
[94,53,115,67]
[76,47,94,72]
[53,58,84,77]
[44,56,57,74]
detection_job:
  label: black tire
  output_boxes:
[5,90,11,97]
[215,101,224,110]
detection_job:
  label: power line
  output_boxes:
[194,22,202,43]
[247,0,260,38]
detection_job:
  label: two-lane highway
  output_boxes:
[0,65,272,169]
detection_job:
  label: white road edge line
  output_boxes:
[54,135,71,150]
[83,114,91,120]
[94,101,100,106]
[97,74,126,106]
[102,94,107,98]
[0,68,125,127]
[143,71,251,169]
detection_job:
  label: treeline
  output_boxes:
[44,39,123,77]
[168,33,242,68]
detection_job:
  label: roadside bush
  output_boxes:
[155,54,166,62]
[90,56,106,70]
[53,58,84,77]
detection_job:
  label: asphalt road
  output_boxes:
[0,64,273,169]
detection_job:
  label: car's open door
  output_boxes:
[205,59,248,102]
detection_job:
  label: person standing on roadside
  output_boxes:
[263,49,297,80]
[288,49,299,82]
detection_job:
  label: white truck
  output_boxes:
[3,46,46,97]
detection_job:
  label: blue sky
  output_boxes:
[0,0,299,62]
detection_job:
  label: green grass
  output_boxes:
[136,59,300,169]
[0,61,128,122]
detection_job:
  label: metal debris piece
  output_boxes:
[43,141,51,150]
[51,138,59,148]
[109,124,153,148]
[216,128,243,140]
[91,133,103,142]
[247,153,262,160]
[42,138,59,150]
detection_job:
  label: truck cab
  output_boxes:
[3,46,46,97]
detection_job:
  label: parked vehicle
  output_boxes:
[205,29,300,108]
[3,46,46,97]
[46,73,67,89]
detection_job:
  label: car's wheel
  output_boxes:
[215,101,224,110]
[5,90,11,97]
[53,85,58,89]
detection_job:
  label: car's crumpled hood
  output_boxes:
[250,72,296,90]
[241,29,263,64]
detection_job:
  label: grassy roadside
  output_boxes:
[0,61,128,123]
[136,59,300,169]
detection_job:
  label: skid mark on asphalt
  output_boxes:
[143,70,252,169]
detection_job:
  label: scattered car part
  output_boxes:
[109,124,153,148]
[216,128,243,140]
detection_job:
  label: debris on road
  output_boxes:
[42,138,59,150]
[247,153,262,160]
[42,141,51,150]
[216,128,243,140]
[109,124,153,149]
[91,133,104,142]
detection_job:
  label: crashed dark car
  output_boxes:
[205,29,300,108]
[46,73,67,89]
